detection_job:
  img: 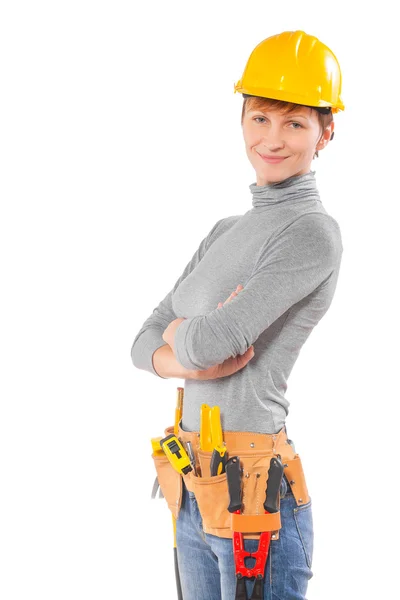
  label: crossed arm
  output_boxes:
[163,214,343,371]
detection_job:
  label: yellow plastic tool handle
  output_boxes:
[200,404,213,451]
[210,406,223,448]
[210,445,228,476]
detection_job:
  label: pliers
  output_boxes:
[226,455,284,600]
[200,404,228,476]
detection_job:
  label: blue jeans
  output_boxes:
[176,475,314,600]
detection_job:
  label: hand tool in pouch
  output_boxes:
[172,387,184,600]
[172,513,183,600]
[159,434,193,476]
[226,455,284,600]
[150,476,164,499]
[209,405,228,476]
[156,431,191,597]
[185,441,198,476]
[200,403,213,452]
[174,387,184,436]
[173,386,184,600]
[151,387,186,600]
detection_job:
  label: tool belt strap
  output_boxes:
[231,511,281,533]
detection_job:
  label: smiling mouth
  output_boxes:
[258,154,288,163]
[260,155,288,159]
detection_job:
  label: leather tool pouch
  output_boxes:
[283,454,310,507]
[151,426,183,519]
[182,449,310,540]
[183,451,283,539]
[151,424,310,541]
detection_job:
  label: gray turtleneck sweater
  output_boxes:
[131,170,343,433]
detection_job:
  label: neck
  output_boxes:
[250,170,320,210]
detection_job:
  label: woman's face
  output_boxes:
[242,104,334,186]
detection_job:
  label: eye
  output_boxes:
[253,117,303,128]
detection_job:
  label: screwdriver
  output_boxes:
[185,441,197,476]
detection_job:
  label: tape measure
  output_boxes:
[160,434,193,476]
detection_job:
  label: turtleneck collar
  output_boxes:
[249,170,320,210]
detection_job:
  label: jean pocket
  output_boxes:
[293,498,313,569]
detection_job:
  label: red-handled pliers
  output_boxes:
[226,455,284,600]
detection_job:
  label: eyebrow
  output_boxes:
[250,110,310,120]
[285,114,309,119]
[286,114,309,120]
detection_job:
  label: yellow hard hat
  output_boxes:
[234,30,345,113]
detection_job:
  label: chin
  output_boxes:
[258,169,286,181]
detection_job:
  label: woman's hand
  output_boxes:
[192,284,255,381]
[191,345,255,380]
[161,285,255,381]
[162,317,186,352]
[217,284,244,309]
[162,285,244,349]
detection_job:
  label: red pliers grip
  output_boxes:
[226,456,284,600]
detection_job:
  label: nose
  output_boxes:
[262,144,285,152]
[261,126,286,149]
[261,137,285,151]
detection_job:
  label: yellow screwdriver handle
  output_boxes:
[200,404,213,451]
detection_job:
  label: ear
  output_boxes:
[316,122,335,152]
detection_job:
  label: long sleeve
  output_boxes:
[130,217,226,377]
[173,213,343,371]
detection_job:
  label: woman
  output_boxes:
[131,30,345,600]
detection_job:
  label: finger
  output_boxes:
[237,347,255,368]
[222,286,244,308]
[227,287,243,304]
[225,347,255,376]
[242,345,254,357]
[224,291,237,305]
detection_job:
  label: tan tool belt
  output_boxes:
[151,423,310,541]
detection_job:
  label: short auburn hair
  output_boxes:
[241,95,333,158]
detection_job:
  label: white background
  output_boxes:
[1,1,398,598]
